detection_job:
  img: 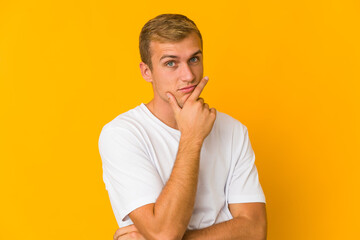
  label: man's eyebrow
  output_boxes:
[191,50,203,56]
[160,55,179,61]
[159,50,203,61]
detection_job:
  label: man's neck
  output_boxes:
[145,98,179,130]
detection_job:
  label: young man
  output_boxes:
[99,14,267,240]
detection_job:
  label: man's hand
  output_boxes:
[167,76,216,142]
[113,225,146,240]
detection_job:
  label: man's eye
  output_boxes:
[190,57,199,63]
[166,61,175,67]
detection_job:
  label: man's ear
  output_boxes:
[140,62,152,83]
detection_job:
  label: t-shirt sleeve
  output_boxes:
[98,124,164,226]
[228,124,266,204]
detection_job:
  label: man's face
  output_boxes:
[147,32,203,108]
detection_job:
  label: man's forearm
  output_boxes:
[182,216,267,240]
[129,134,204,240]
[152,135,203,235]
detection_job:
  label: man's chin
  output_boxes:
[178,94,192,108]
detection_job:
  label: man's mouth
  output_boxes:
[178,85,197,93]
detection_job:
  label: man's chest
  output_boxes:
[142,130,234,228]
[144,129,231,184]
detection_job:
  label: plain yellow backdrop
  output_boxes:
[1,0,359,239]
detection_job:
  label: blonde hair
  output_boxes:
[139,14,203,70]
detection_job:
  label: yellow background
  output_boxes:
[1,0,359,239]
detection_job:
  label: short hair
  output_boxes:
[139,14,203,70]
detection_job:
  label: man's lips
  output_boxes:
[178,85,197,93]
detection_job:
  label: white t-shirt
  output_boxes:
[98,103,265,229]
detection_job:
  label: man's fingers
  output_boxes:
[113,225,138,239]
[189,76,209,101]
[167,92,181,114]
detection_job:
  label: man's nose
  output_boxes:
[179,63,195,82]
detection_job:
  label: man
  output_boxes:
[98,14,267,240]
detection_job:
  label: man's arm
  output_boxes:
[113,202,267,240]
[127,77,216,240]
[182,202,267,240]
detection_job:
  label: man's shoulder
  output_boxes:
[99,104,148,143]
[215,110,248,132]
[102,104,145,130]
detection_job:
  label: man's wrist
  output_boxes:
[180,133,204,148]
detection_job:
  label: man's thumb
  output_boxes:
[166,92,181,114]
